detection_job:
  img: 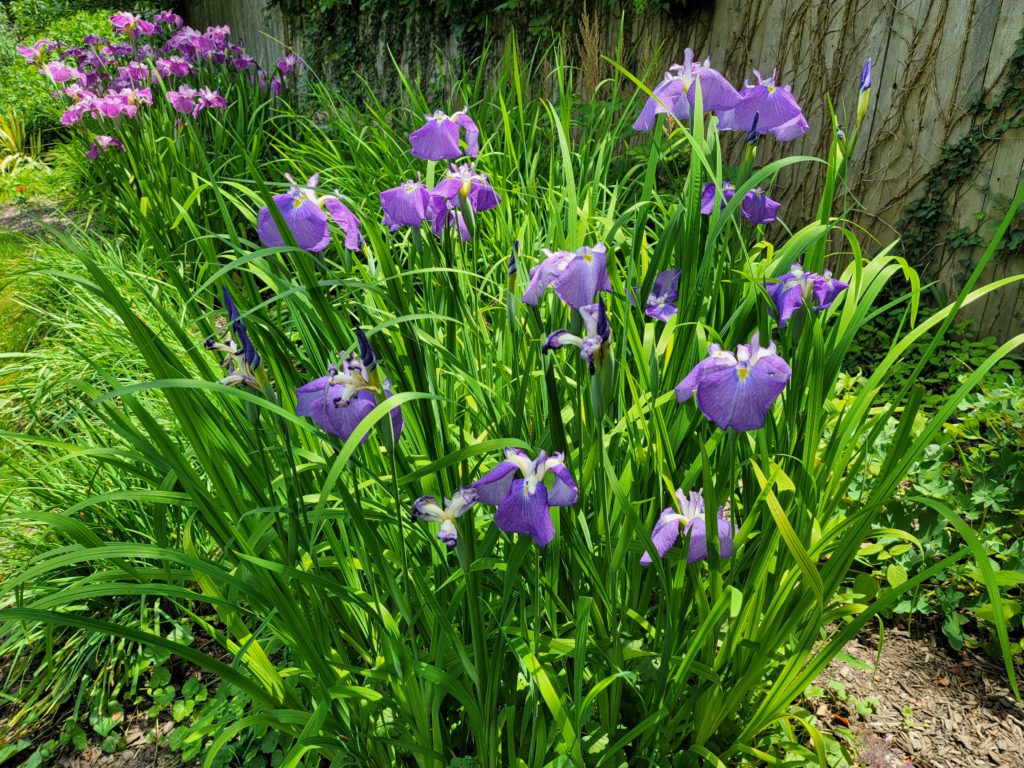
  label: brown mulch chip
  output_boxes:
[53,718,188,768]
[815,628,1024,767]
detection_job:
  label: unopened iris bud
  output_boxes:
[745,111,761,145]
[856,58,871,127]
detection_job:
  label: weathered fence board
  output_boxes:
[182,0,1024,338]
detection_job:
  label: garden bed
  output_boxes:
[816,627,1024,767]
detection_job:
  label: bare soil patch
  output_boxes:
[816,628,1024,767]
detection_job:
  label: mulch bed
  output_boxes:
[816,627,1024,767]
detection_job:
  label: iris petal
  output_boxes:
[494,479,555,547]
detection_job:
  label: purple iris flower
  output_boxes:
[232,52,257,71]
[701,182,780,225]
[719,69,808,141]
[640,489,733,565]
[765,263,849,328]
[521,243,613,309]
[633,49,741,131]
[412,488,477,549]
[110,12,158,40]
[17,40,52,62]
[473,448,578,547]
[204,287,261,389]
[167,85,197,114]
[194,87,228,117]
[40,61,83,83]
[700,181,736,214]
[156,56,191,78]
[645,269,681,322]
[675,333,791,431]
[542,300,611,373]
[118,62,150,83]
[295,334,403,444]
[740,188,781,225]
[380,179,432,231]
[430,163,500,212]
[409,109,479,161]
[257,173,363,253]
[277,53,303,76]
[154,10,184,28]
[86,135,125,160]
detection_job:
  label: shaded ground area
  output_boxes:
[54,720,185,768]
[816,628,1024,767]
[0,202,68,233]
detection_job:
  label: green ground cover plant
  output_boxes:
[1,12,1023,767]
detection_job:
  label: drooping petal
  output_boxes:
[551,245,611,309]
[542,330,583,354]
[296,376,331,419]
[453,112,479,157]
[437,520,459,548]
[412,496,445,522]
[691,65,741,113]
[675,357,713,403]
[770,112,808,141]
[494,479,555,547]
[521,250,570,305]
[410,113,461,161]
[733,83,803,135]
[546,461,578,507]
[322,196,364,251]
[473,461,519,505]
[740,190,781,225]
[772,284,805,328]
[695,354,791,431]
[640,509,682,565]
[633,75,685,131]
[258,194,330,252]
[379,181,431,229]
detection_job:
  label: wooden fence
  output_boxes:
[183,0,1024,339]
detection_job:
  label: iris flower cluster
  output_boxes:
[205,55,862,568]
[20,10,299,158]
[378,110,499,242]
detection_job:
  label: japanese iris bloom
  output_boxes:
[204,287,261,389]
[85,135,124,160]
[257,173,363,252]
[645,269,681,322]
[640,489,733,565]
[17,40,52,62]
[740,188,780,225]
[379,179,431,231]
[473,448,578,547]
[40,61,83,83]
[633,49,741,131]
[765,263,849,328]
[295,329,403,444]
[521,243,613,309]
[409,109,479,161]
[431,163,500,212]
[412,488,477,549]
[110,12,158,39]
[156,56,191,78]
[701,182,780,225]
[675,333,791,431]
[699,181,736,214]
[719,69,808,141]
[167,85,197,114]
[542,300,611,373]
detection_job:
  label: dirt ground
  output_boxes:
[815,628,1024,767]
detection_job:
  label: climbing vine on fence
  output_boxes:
[896,23,1024,289]
[268,0,700,103]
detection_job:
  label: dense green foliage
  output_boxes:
[1,16,1023,768]
[0,6,115,135]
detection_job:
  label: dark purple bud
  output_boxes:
[594,299,610,343]
[221,286,260,369]
[746,112,761,144]
[509,240,519,276]
[353,322,377,373]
